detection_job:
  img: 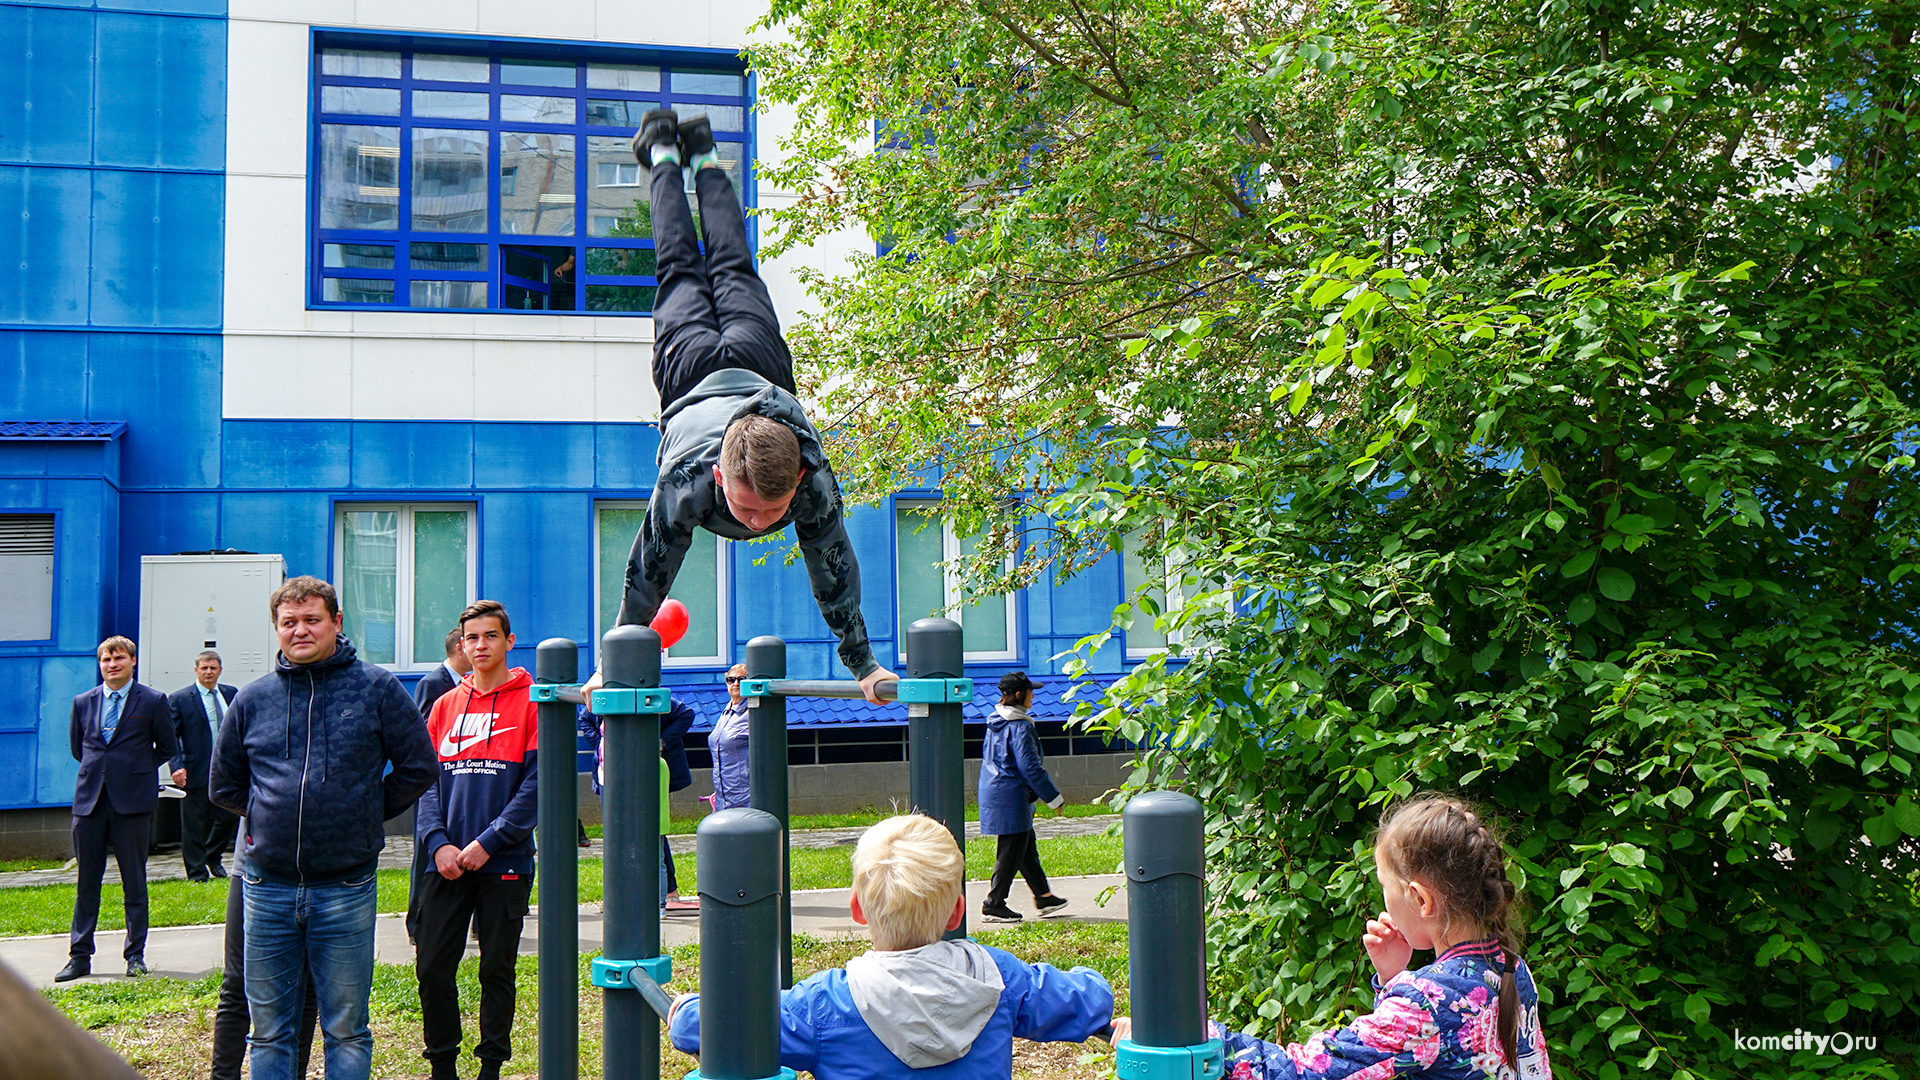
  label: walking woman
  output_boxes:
[978,672,1070,923]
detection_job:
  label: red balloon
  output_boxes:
[651,599,690,649]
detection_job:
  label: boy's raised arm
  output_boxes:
[1012,962,1115,1044]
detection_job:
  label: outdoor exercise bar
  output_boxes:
[1116,791,1224,1080]
[687,807,795,1080]
[534,637,581,1080]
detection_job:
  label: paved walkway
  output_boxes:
[0,814,1118,890]
[0,873,1127,990]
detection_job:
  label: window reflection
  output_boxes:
[319,125,400,230]
[502,95,577,125]
[413,53,489,82]
[501,59,575,86]
[500,132,576,236]
[671,70,745,96]
[411,128,489,232]
[410,280,489,309]
[587,64,660,91]
[322,86,400,116]
[412,91,489,120]
[588,135,649,237]
[320,49,399,78]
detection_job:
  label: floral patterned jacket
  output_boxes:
[1212,940,1552,1080]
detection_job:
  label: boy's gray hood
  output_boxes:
[655,368,829,476]
[844,939,1005,1068]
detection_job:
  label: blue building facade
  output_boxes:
[0,0,1146,831]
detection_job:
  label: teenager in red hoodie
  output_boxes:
[414,599,539,1080]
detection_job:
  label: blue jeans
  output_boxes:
[243,873,378,1080]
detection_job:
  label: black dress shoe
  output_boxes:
[188,872,211,883]
[208,863,229,879]
[126,959,148,978]
[54,958,90,982]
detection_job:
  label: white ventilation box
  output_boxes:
[138,554,288,695]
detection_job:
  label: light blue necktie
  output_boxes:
[102,689,123,743]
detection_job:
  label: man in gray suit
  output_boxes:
[59,635,178,981]
[168,649,239,881]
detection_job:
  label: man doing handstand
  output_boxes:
[592,109,896,702]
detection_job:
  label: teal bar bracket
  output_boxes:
[592,954,672,990]
[738,677,773,698]
[896,677,974,704]
[1114,1040,1226,1080]
[592,687,673,714]
[528,683,576,703]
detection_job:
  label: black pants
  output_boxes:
[649,160,795,410]
[69,806,151,961]
[180,788,238,877]
[405,838,432,944]
[415,872,533,1064]
[663,834,678,894]
[211,870,317,1080]
[986,829,1052,907]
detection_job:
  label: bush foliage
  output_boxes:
[752,0,1920,1074]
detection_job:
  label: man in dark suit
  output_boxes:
[60,635,178,981]
[168,649,239,882]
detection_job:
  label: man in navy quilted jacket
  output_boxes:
[210,575,437,1080]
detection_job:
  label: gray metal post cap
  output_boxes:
[534,638,579,684]
[1124,791,1205,882]
[905,617,963,678]
[696,808,784,906]
[745,635,787,679]
[602,623,662,687]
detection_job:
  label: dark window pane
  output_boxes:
[670,70,744,96]
[409,242,487,271]
[322,86,400,116]
[501,58,575,86]
[324,243,394,269]
[323,278,395,303]
[586,284,656,312]
[585,247,656,277]
[502,95,577,124]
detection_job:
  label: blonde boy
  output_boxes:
[668,815,1113,1080]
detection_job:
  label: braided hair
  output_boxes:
[1375,794,1527,1069]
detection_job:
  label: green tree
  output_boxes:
[754,0,1920,1075]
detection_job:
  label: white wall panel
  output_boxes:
[474,339,599,420]
[223,334,355,419]
[349,337,475,418]
[353,0,482,33]
[595,341,658,422]
[478,0,595,41]
[596,1,715,48]
[228,20,311,179]
[224,175,310,334]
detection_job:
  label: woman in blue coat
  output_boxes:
[978,671,1070,922]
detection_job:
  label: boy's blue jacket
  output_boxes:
[415,667,540,877]
[669,942,1112,1080]
[977,704,1060,836]
[209,635,437,885]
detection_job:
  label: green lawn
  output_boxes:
[0,858,67,873]
[0,833,1123,938]
[46,921,1130,1080]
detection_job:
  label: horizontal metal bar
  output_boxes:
[744,679,896,702]
[530,683,588,705]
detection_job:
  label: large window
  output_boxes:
[1120,531,1170,656]
[596,503,729,668]
[895,503,1018,661]
[311,43,749,314]
[335,504,476,669]
[1119,530,1223,657]
[0,514,55,641]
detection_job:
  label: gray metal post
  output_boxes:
[534,638,580,1080]
[1124,791,1207,1047]
[602,624,663,1080]
[904,617,966,938]
[694,808,785,1080]
[744,635,791,987]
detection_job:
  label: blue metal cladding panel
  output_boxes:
[0,5,95,167]
[473,423,595,490]
[98,0,229,16]
[729,532,827,644]
[350,422,474,490]
[479,492,592,644]
[85,333,221,488]
[90,170,225,327]
[594,423,659,491]
[0,659,43,733]
[114,491,220,634]
[0,166,91,325]
[222,420,352,490]
[843,502,895,656]
[92,12,227,171]
[219,491,331,578]
[0,733,38,810]
[0,331,89,419]
[36,652,97,805]
[47,477,114,654]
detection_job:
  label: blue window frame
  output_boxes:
[309,37,751,315]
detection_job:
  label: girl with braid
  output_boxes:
[1111,793,1552,1079]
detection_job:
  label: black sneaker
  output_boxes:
[1034,894,1070,918]
[630,109,680,167]
[980,901,1022,923]
[678,113,715,159]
